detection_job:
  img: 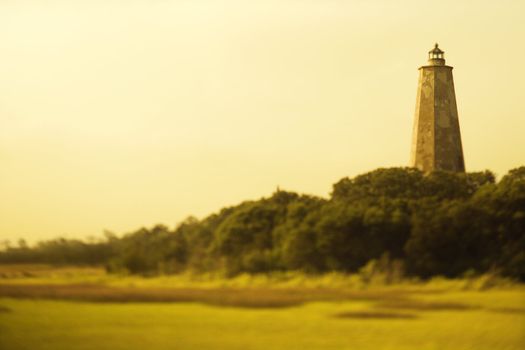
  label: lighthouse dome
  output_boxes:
[428,43,445,65]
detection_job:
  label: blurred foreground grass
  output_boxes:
[0,264,524,350]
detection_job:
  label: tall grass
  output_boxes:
[0,263,519,291]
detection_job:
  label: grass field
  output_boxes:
[0,265,524,350]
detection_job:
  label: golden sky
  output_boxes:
[1,0,524,242]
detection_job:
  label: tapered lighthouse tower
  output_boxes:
[410,44,465,172]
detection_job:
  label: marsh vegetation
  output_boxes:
[0,265,524,350]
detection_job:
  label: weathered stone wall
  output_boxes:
[410,64,465,172]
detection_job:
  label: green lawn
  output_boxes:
[1,291,524,350]
[0,265,524,350]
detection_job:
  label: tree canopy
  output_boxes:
[1,167,523,280]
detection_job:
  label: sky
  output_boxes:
[1,0,524,243]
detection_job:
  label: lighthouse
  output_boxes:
[410,44,465,172]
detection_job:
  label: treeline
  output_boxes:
[1,167,524,280]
